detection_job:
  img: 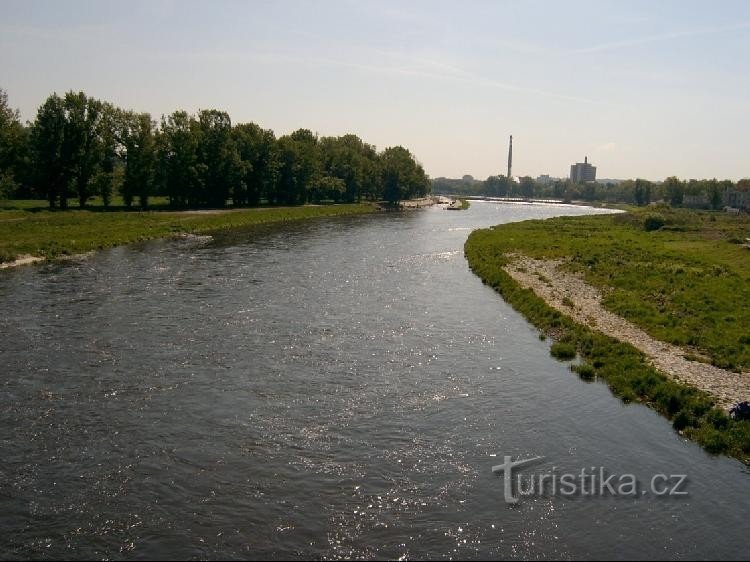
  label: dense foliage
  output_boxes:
[0,88,430,208]
[432,174,750,208]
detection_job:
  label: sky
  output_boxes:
[1,0,749,181]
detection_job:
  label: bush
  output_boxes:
[550,342,577,360]
[643,213,666,231]
[571,362,596,381]
[673,410,695,431]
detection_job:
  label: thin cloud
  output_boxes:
[572,21,750,54]
[595,142,617,152]
[150,44,613,107]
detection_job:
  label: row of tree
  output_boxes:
[0,88,430,208]
[432,174,749,208]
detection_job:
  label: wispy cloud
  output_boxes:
[572,21,750,54]
[149,43,612,108]
[594,142,617,153]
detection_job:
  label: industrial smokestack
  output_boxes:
[507,135,513,179]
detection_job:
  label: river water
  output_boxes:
[1,202,748,560]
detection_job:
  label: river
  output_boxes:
[1,201,748,559]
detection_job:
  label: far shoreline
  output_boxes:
[0,203,378,270]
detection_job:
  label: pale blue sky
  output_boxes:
[1,0,749,180]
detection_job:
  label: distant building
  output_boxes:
[724,188,750,210]
[569,156,596,183]
[537,174,553,186]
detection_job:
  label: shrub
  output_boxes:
[571,362,596,381]
[643,213,666,231]
[550,342,577,360]
[673,411,695,431]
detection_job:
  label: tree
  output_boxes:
[519,176,536,198]
[580,181,597,201]
[196,109,237,207]
[634,178,652,206]
[232,122,278,206]
[320,134,382,203]
[276,129,320,205]
[22,88,433,210]
[379,146,429,204]
[664,176,684,206]
[30,91,113,208]
[30,94,68,208]
[159,111,202,208]
[309,175,346,203]
[62,91,103,208]
[707,179,726,210]
[92,102,120,207]
[121,111,157,208]
[483,175,510,197]
[0,88,28,198]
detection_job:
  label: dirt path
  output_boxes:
[504,255,750,411]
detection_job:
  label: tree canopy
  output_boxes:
[1,87,431,209]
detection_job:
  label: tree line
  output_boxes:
[0,88,430,208]
[432,174,750,208]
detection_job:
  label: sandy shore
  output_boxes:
[399,197,437,209]
[0,255,44,269]
[505,254,750,411]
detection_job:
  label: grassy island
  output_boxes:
[465,206,750,463]
[0,201,376,265]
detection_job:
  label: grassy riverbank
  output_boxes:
[0,202,377,264]
[465,206,750,463]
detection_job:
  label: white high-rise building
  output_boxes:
[570,156,596,183]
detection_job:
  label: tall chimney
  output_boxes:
[507,135,513,179]
[585,156,588,164]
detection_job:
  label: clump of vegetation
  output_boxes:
[465,208,750,463]
[643,213,666,231]
[536,273,551,285]
[460,199,471,210]
[571,362,597,381]
[550,342,577,360]
[561,296,575,308]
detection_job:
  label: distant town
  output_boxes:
[432,136,749,210]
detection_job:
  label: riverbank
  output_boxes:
[446,198,470,210]
[505,254,750,410]
[465,206,750,463]
[399,196,436,209]
[0,203,377,267]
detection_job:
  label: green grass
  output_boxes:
[0,196,172,211]
[460,198,470,210]
[550,341,577,360]
[473,206,750,370]
[465,206,750,463]
[0,203,377,263]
